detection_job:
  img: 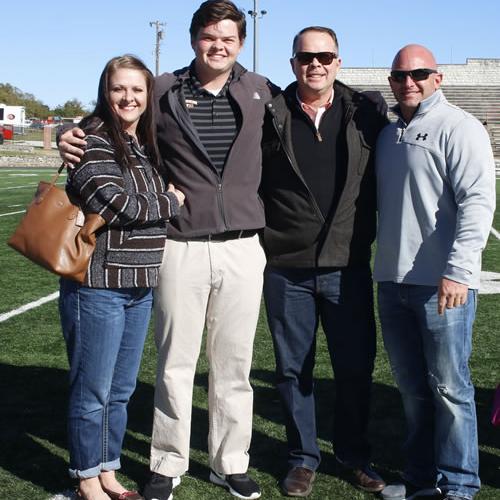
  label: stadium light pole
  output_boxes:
[247,0,267,73]
[150,21,165,76]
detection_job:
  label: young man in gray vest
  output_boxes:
[58,2,276,499]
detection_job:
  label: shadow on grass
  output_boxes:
[0,363,163,495]
[0,364,286,495]
[0,363,72,494]
[1,363,498,496]
[250,369,500,489]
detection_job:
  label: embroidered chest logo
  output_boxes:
[415,133,428,141]
[185,99,198,109]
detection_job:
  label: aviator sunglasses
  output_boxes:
[390,68,438,83]
[294,51,338,65]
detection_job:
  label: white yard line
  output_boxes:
[491,226,500,240]
[0,292,59,323]
[0,210,25,217]
[0,169,58,174]
[0,182,64,191]
[0,183,38,191]
[480,271,500,294]
[8,173,41,177]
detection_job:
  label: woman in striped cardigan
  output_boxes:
[59,55,184,500]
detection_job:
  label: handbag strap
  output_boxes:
[49,162,67,187]
[34,163,69,205]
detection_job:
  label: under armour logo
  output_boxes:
[416,133,428,141]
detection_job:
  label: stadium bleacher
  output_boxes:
[353,84,500,160]
[341,59,500,165]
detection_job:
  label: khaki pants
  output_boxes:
[150,235,266,476]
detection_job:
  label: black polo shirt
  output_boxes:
[182,68,239,176]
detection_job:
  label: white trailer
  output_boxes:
[0,104,27,127]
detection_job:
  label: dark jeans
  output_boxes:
[263,265,376,470]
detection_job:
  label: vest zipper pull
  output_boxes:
[316,130,323,142]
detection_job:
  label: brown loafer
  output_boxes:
[281,466,316,497]
[336,460,386,493]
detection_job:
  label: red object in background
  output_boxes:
[2,124,14,140]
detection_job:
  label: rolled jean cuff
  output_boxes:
[69,457,120,479]
[444,492,472,500]
[288,460,318,472]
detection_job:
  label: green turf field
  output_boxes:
[1,168,499,499]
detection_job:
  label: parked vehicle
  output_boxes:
[0,104,26,128]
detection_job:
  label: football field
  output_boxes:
[0,167,499,499]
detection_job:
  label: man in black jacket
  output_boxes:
[260,26,388,497]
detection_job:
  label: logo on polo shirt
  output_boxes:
[252,92,261,100]
[185,99,198,109]
[416,133,428,141]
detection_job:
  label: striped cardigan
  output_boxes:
[67,131,179,288]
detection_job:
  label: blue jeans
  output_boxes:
[378,282,479,499]
[264,265,376,471]
[59,279,153,478]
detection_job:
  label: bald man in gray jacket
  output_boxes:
[374,44,495,500]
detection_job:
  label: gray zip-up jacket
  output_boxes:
[374,90,496,289]
[154,62,277,238]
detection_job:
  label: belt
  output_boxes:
[172,229,258,242]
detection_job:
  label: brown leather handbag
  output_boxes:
[7,164,105,283]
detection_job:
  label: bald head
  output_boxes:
[388,44,442,122]
[392,44,437,71]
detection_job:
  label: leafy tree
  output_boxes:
[52,98,86,117]
[0,83,50,118]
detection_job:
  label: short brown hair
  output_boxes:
[190,0,246,41]
[292,26,339,55]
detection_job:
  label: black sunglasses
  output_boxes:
[390,68,438,83]
[294,51,338,65]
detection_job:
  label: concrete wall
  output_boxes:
[339,58,500,86]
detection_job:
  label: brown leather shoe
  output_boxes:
[281,466,316,497]
[336,461,386,493]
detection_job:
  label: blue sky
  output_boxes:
[2,0,499,110]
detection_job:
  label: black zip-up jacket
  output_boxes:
[154,62,278,238]
[260,80,388,268]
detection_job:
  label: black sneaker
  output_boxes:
[381,480,442,500]
[210,469,261,499]
[142,472,181,500]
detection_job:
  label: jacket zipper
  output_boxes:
[271,112,325,223]
[216,181,228,232]
[170,87,229,232]
[325,101,354,231]
[398,127,405,142]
